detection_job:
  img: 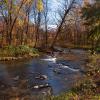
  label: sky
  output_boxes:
[30,0,59,28]
[47,0,83,28]
[50,0,59,11]
[48,0,60,26]
[31,0,83,29]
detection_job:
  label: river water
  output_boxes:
[0,49,87,99]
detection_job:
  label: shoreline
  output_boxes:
[0,45,40,61]
[0,54,39,61]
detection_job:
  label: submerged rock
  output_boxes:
[33,83,50,89]
[13,76,19,81]
[33,85,39,89]
[41,75,48,79]
[53,69,62,74]
[35,75,48,80]
[32,83,52,96]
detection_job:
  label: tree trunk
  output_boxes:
[50,0,75,48]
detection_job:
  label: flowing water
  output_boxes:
[0,49,87,99]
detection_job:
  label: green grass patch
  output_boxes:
[96,47,100,52]
[0,45,39,57]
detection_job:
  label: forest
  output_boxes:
[0,0,100,100]
[0,0,99,49]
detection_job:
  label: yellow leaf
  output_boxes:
[18,19,24,26]
[37,0,44,12]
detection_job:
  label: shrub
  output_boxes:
[0,45,39,57]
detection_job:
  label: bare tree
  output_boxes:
[50,0,76,48]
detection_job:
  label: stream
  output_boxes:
[0,49,87,99]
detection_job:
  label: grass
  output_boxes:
[0,45,39,59]
[52,94,100,100]
[96,46,100,52]
[51,92,79,100]
[50,92,100,100]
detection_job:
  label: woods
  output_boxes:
[82,0,100,51]
[0,0,99,51]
